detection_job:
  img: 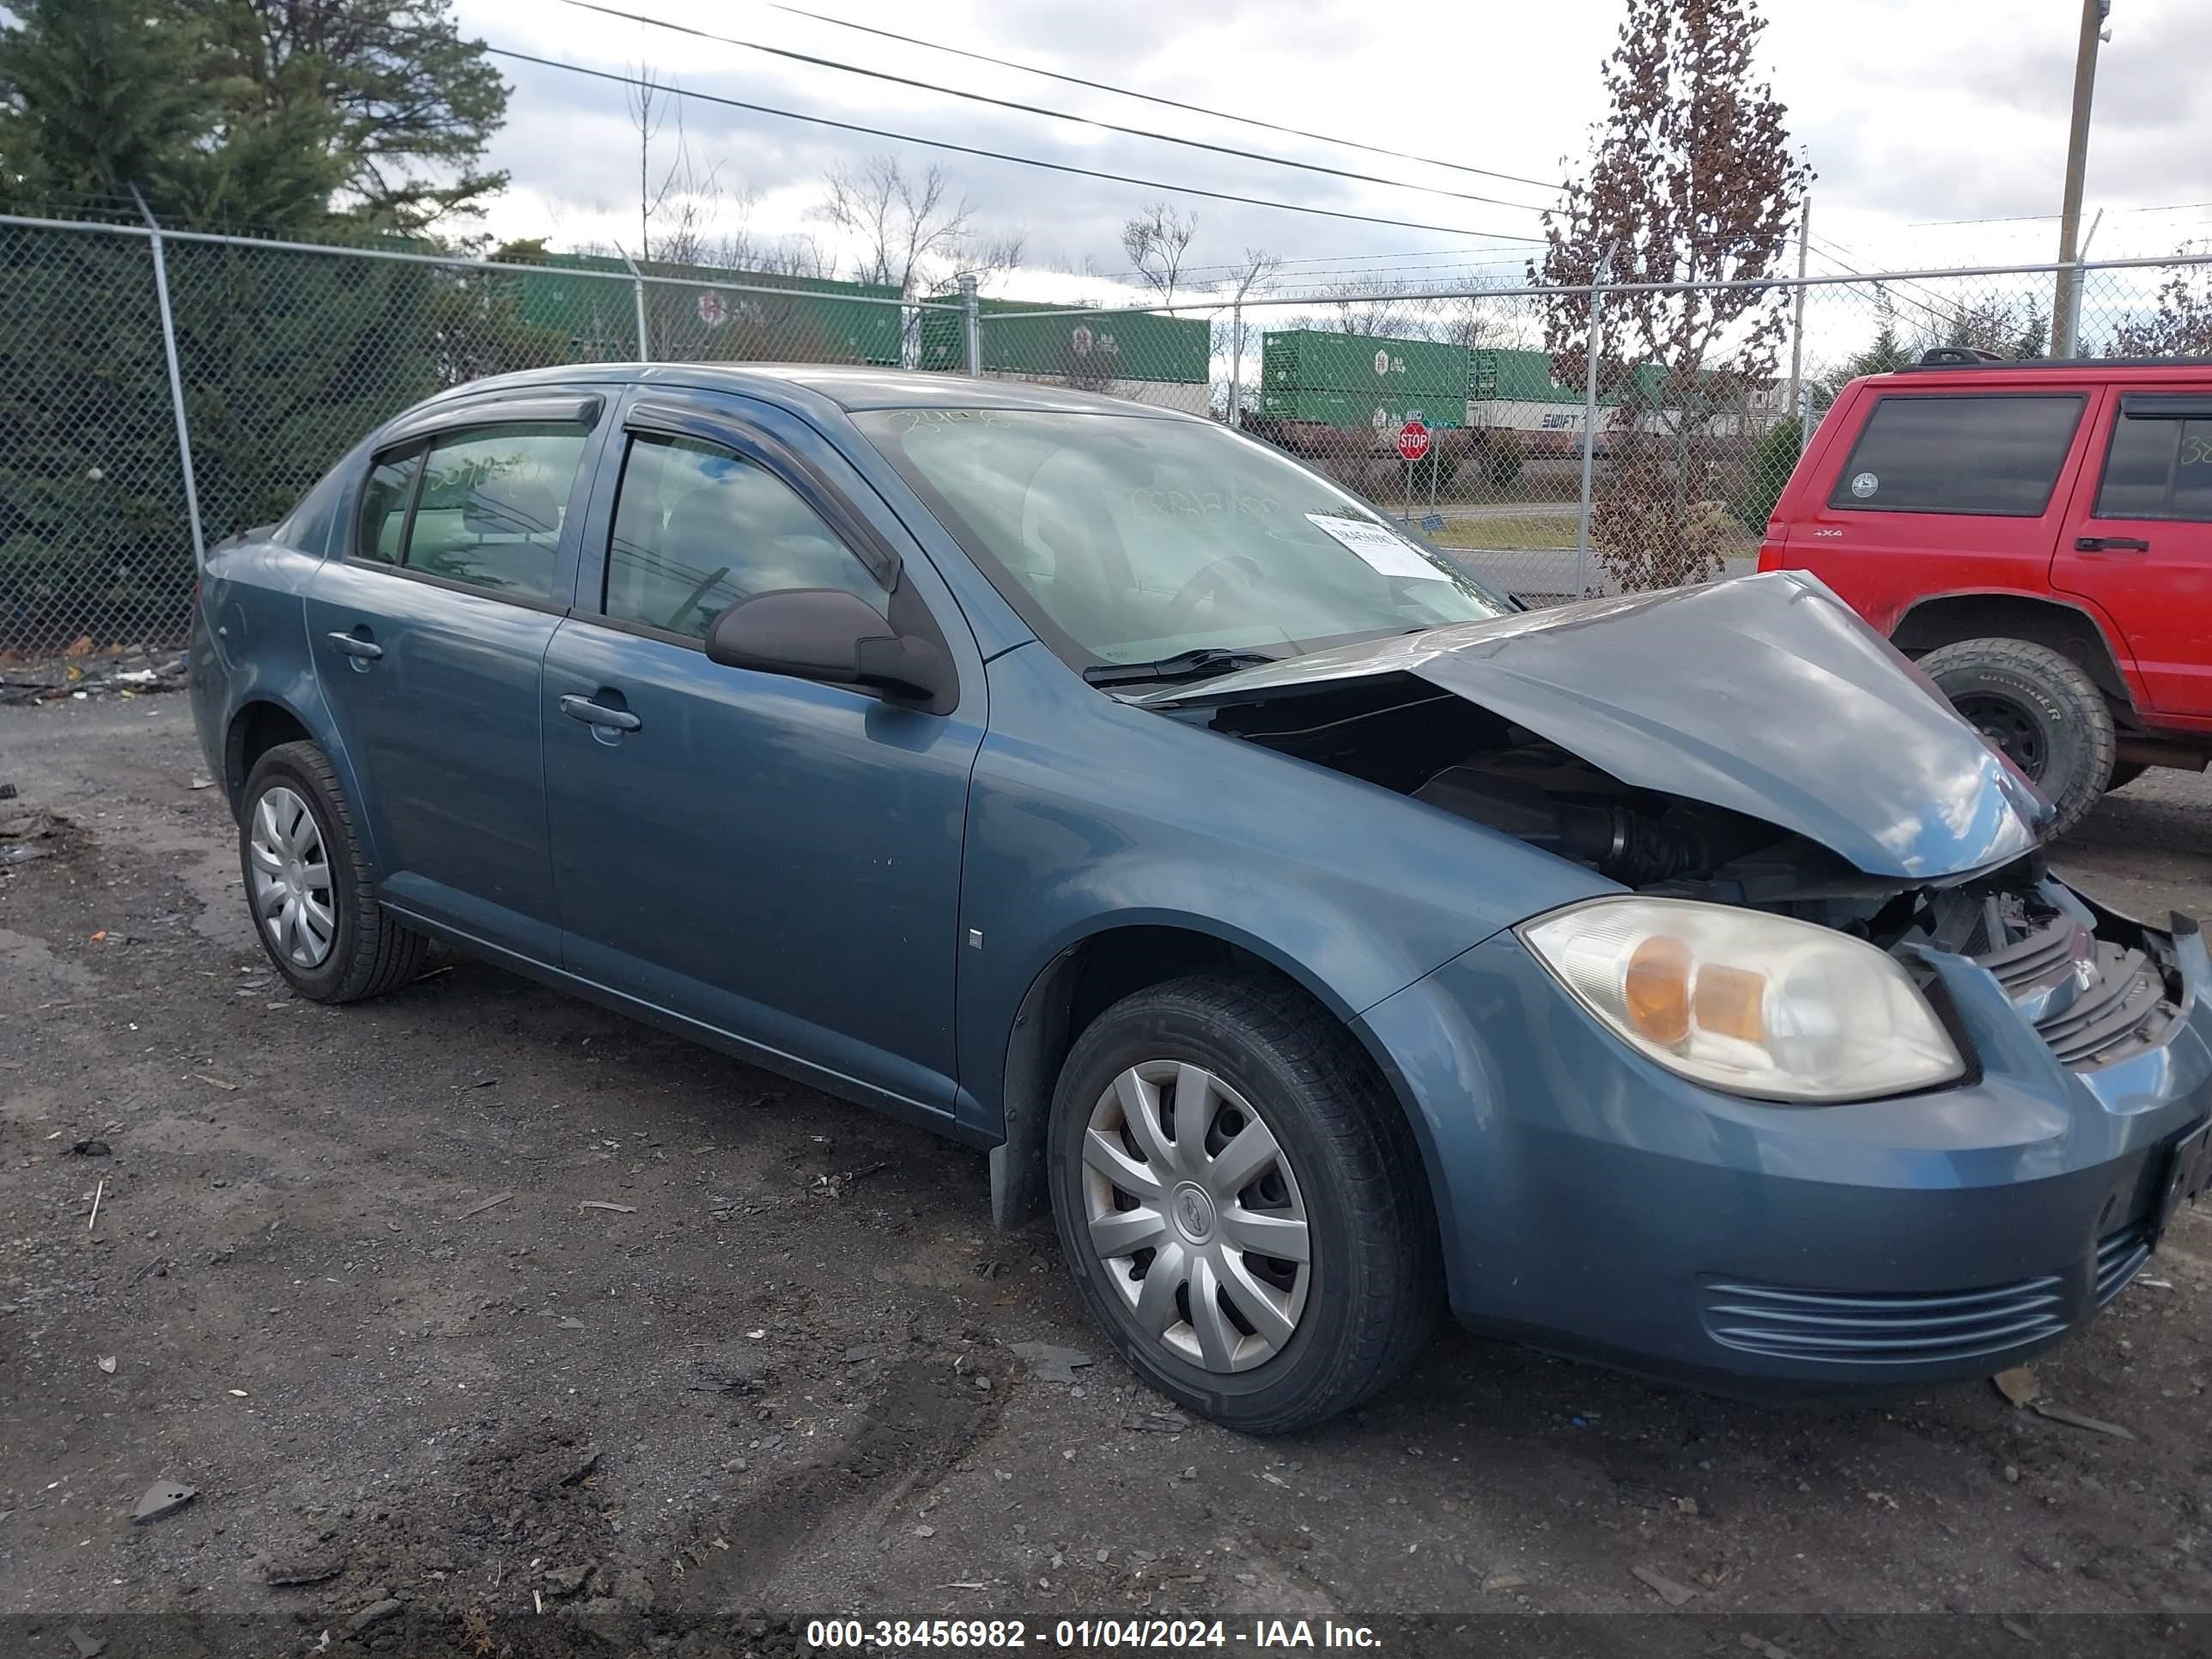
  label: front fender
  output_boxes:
[955,642,1609,1146]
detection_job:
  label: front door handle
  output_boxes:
[326,631,383,660]
[2075,536,2151,553]
[558,694,642,733]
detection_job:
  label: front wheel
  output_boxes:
[1920,636,2116,839]
[1047,972,1438,1434]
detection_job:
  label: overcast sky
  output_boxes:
[459,0,2212,305]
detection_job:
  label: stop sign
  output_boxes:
[1396,420,1431,462]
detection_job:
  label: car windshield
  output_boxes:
[854,408,1511,670]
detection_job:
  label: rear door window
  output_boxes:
[402,424,588,601]
[2095,403,2212,521]
[1828,394,2087,516]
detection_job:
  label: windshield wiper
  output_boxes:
[1081,647,1279,688]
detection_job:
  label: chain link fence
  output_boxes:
[4,205,2209,659]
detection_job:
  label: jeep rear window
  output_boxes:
[1828,394,2086,517]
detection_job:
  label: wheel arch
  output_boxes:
[221,690,380,874]
[988,919,1409,1231]
[1888,591,2137,715]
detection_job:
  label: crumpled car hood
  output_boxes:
[1138,571,2048,880]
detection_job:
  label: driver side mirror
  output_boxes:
[704,587,951,708]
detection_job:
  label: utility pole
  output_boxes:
[2051,0,2108,356]
[1784,194,1811,440]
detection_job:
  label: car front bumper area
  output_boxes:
[1355,905,2212,1398]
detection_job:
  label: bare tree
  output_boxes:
[1121,201,1201,307]
[2111,247,2212,356]
[1538,0,1808,588]
[815,154,1022,298]
[1214,247,1282,422]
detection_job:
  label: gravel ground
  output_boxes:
[3,696,2209,1657]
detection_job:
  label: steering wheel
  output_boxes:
[1158,556,1266,636]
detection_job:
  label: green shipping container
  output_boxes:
[920,300,1209,385]
[1261,329,1469,407]
[516,253,907,364]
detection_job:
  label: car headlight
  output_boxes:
[1517,897,1966,1103]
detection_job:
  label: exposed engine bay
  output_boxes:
[1183,671,2181,1070]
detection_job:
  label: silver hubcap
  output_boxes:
[1081,1060,1311,1374]
[248,786,337,969]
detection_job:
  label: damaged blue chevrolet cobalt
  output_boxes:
[191,365,2212,1431]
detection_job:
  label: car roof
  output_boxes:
[405,361,1208,422]
[1869,356,2212,390]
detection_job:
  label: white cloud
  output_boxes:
[454,0,2212,295]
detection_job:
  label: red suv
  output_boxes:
[1759,348,2212,835]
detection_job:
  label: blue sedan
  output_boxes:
[190,365,2212,1431]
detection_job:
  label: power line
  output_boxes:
[483,47,1549,244]
[1908,199,2212,228]
[749,0,1568,195]
[553,0,1554,216]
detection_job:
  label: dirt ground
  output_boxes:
[4,695,2210,1658]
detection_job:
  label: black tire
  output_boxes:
[1920,636,2116,839]
[239,741,427,1003]
[1047,971,1439,1434]
[2106,761,2147,793]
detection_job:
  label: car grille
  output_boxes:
[2095,1222,2153,1306]
[1700,1275,2069,1365]
[1976,917,2174,1070]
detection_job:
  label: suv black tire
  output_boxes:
[1047,971,1439,1434]
[239,741,428,1003]
[1919,637,2116,839]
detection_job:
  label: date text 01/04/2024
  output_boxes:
[804,1620,1383,1650]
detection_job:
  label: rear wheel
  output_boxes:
[1920,636,2116,839]
[1047,972,1438,1434]
[240,741,427,1003]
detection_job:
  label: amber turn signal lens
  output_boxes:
[1623,934,1692,1046]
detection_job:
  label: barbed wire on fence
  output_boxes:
[3,206,2209,659]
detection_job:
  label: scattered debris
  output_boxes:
[87,1178,105,1231]
[69,1139,111,1158]
[0,843,45,867]
[541,1565,590,1596]
[1009,1341,1094,1384]
[578,1200,635,1214]
[1992,1367,2041,1407]
[2001,1617,2036,1644]
[2030,1402,2136,1441]
[557,1316,585,1331]
[65,1626,106,1659]
[97,1355,116,1375]
[2139,1277,2174,1290]
[191,1074,238,1092]
[559,1448,600,1486]
[1631,1565,1697,1607]
[130,1255,173,1285]
[0,781,15,799]
[131,1480,198,1523]
[455,1192,513,1220]
[1480,1572,1528,1594]
[265,1553,346,1587]
[189,777,214,791]
[843,1343,885,1364]
[228,1389,249,1398]
[346,1599,403,1636]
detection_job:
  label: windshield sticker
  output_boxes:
[1304,514,1449,580]
[1850,471,1879,498]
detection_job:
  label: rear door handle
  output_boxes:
[325,632,383,660]
[558,694,641,733]
[2075,536,2151,553]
